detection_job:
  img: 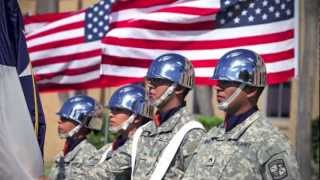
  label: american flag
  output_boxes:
[24,12,72,35]
[26,0,112,91]
[100,0,296,86]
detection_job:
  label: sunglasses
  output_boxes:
[110,107,132,115]
[145,78,172,87]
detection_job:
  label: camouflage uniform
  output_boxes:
[69,107,205,179]
[49,139,96,180]
[183,111,301,180]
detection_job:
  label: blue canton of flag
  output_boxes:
[218,0,294,28]
[85,0,112,42]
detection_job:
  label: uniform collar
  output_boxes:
[112,135,127,151]
[225,106,258,132]
[144,107,187,136]
[63,140,87,162]
[64,136,84,155]
[207,111,261,141]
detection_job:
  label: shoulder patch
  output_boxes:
[268,159,288,180]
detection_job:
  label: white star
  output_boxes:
[262,14,268,20]
[104,15,109,20]
[275,0,281,4]
[93,28,98,33]
[88,13,93,18]
[235,4,241,10]
[269,6,275,12]
[286,9,292,16]
[220,19,226,24]
[255,8,262,14]
[234,17,240,23]
[248,15,254,22]
[227,11,233,17]
[93,17,98,22]
[262,0,268,6]
[281,3,286,10]
[104,26,109,31]
[98,21,104,27]
[93,6,99,12]
[87,23,93,29]
[99,1,105,5]
[241,10,248,16]
[99,11,104,16]
[104,4,110,10]
[275,11,280,18]
[224,0,231,5]
[249,2,255,8]
[98,32,104,37]
[88,34,93,40]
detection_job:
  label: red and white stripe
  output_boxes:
[24,12,72,34]
[100,0,295,86]
[26,10,102,92]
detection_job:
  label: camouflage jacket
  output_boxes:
[183,111,301,180]
[48,140,96,180]
[69,107,206,180]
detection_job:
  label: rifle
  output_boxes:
[57,156,65,180]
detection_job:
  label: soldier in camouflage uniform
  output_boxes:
[68,84,151,179]
[49,95,102,180]
[69,53,206,180]
[183,49,301,180]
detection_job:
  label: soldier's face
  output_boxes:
[215,81,247,111]
[109,108,131,129]
[57,118,77,134]
[145,78,172,103]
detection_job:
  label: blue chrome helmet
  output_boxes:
[57,95,96,124]
[107,85,152,119]
[212,49,266,87]
[146,53,195,89]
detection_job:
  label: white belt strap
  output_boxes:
[98,146,112,164]
[150,121,205,180]
[131,124,147,178]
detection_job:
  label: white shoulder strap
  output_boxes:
[150,121,204,180]
[97,146,112,164]
[131,124,147,178]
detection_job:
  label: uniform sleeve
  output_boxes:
[181,148,199,180]
[180,128,206,170]
[67,140,132,179]
[258,143,301,180]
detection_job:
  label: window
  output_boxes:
[266,82,291,118]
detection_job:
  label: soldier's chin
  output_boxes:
[58,133,68,139]
[109,126,121,133]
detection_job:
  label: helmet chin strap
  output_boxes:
[109,114,137,133]
[218,83,246,111]
[59,117,91,139]
[152,83,177,108]
[58,124,82,139]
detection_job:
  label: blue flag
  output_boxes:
[0,0,46,154]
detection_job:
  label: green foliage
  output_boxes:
[197,115,223,130]
[86,131,106,149]
[86,112,110,149]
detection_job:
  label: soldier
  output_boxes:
[49,95,102,180]
[183,49,301,180]
[69,84,152,179]
[70,53,206,180]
